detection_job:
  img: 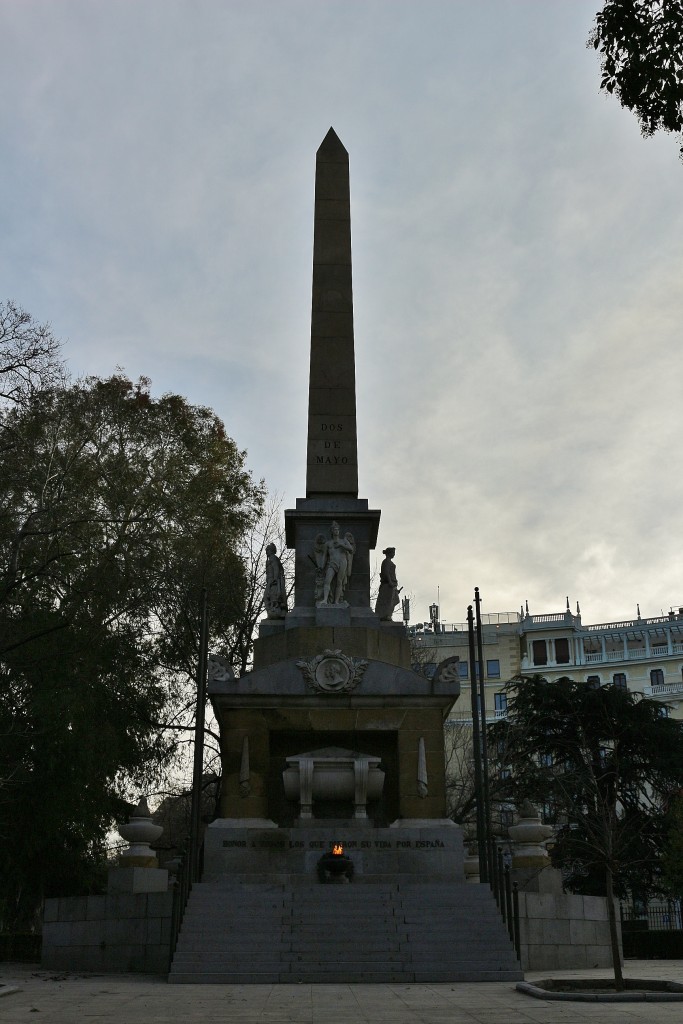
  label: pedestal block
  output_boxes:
[203,821,464,881]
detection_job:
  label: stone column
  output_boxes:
[353,756,370,818]
[299,757,314,818]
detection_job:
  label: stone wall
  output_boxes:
[518,892,620,971]
[42,891,173,974]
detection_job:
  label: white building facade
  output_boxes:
[410,602,683,727]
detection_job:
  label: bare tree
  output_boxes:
[0,300,66,409]
[148,494,295,821]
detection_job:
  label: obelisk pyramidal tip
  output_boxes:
[306,128,358,498]
[318,127,348,158]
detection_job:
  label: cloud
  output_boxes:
[2,0,682,627]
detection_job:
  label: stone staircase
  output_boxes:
[169,880,523,983]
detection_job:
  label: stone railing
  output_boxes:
[586,613,682,631]
[447,708,508,727]
[583,642,683,665]
[644,682,683,698]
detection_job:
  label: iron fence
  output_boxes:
[620,901,682,931]
[487,843,521,961]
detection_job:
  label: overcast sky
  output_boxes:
[3,1,682,629]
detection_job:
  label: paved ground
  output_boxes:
[1,961,682,1024]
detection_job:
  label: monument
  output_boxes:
[40,133,612,981]
[206,128,460,837]
[168,131,522,982]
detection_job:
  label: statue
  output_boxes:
[375,546,400,620]
[315,521,356,606]
[264,542,287,618]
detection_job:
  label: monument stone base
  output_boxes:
[203,819,464,882]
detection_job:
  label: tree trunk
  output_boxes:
[605,866,624,991]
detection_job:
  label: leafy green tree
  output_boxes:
[590,1,683,158]
[1,357,264,929]
[661,795,683,896]
[492,676,683,989]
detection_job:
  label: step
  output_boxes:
[169,878,523,984]
[173,950,411,964]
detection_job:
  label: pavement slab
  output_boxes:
[0,962,682,1024]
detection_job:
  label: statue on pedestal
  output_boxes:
[315,521,356,606]
[264,543,287,618]
[375,546,400,620]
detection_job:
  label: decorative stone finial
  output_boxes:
[519,798,538,818]
[508,801,553,869]
[208,655,235,682]
[417,737,428,799]
[239,736,251,797]
[118,795,163,868]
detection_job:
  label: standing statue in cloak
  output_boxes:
[375,546,400,621]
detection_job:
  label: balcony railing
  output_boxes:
[644,682,683,698]
[438,611,521,633]
[582,641,683,665]
[447,708,508,727]
[586,613,683,631]
[584,649,646,663]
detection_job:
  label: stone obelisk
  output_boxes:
[306,128,358,498]
[283,128,380,627]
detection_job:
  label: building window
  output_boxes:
[499,768,511,780]
[587,676,601,689]
[541,802,557,825]
[650,669,665,687]
[658,705,670,718]
[539,752,554,767]
[423,662,437,680]
[500,808,514,827]
[458,661,469,679]
[613,673,627,690]
[487,659,501,678]
[555,637,570,664]
[532,639,547,666]
[494,692,508,713]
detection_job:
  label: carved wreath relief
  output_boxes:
[296,649,368,694]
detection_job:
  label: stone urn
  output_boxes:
[507,800,553,869]
[283,746,385,819]
[118,796,163,868]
